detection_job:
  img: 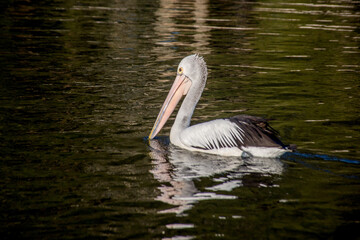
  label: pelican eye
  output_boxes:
[178,67,184,74]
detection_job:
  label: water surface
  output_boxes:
[1,0,359,239]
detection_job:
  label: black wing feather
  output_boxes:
[229,115,288,149]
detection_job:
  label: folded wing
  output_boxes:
[180,115,287,151]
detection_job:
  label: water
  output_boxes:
[1,0,359,239]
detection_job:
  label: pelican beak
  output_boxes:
[149,74,191,139]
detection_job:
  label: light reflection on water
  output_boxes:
[1,0,360,239]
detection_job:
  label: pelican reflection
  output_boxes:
[148,138,284,214]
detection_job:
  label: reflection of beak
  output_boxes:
[149,75,192,139]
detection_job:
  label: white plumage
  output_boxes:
[180,119,244,149]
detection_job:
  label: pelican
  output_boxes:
[149,54,295,158]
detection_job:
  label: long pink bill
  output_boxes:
[149,75,191,139]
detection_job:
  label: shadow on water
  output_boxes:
[283,151,360,180]
[285,152,360,165]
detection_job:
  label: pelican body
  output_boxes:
[149,54,294,158]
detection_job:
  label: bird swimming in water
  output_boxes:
[149,54,294,158]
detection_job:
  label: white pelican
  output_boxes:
[149,54,295,158]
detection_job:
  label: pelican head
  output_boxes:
[149,54,208,139]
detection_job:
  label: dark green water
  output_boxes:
[1,0,359,239]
